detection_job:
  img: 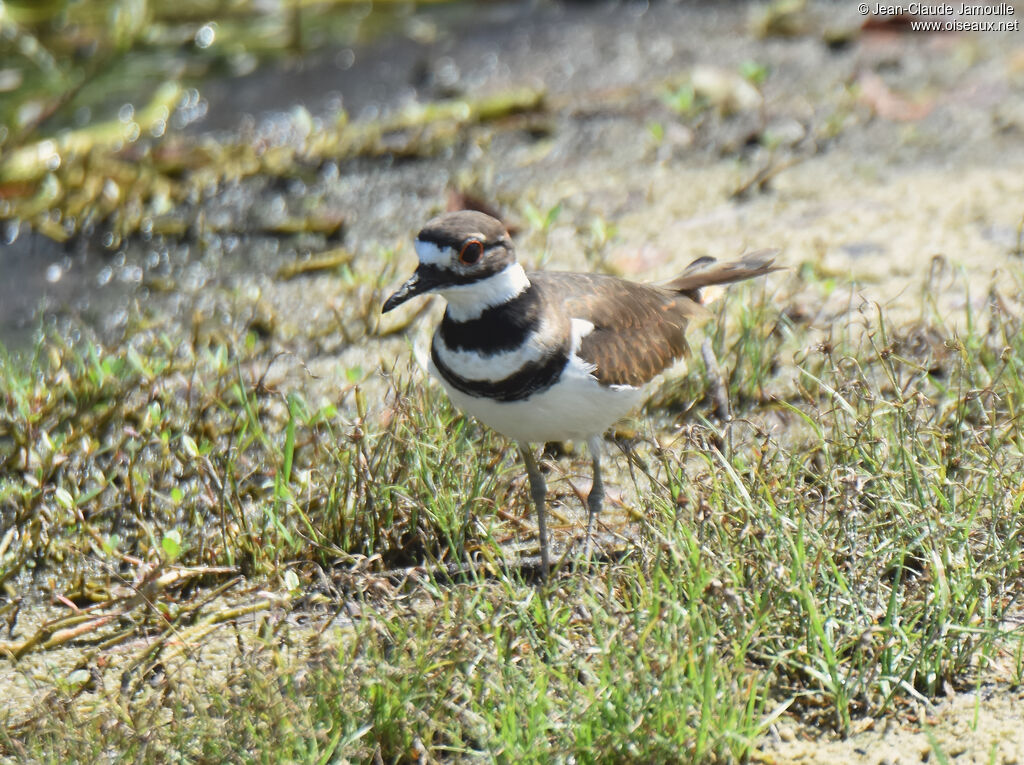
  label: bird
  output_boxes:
[382,209,779,577]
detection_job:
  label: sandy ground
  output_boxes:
[763,687,1024,764]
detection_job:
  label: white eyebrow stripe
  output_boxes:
[414,240,450,265]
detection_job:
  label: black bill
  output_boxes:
[382,266,444,313]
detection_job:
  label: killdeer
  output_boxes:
[382,210,779,576]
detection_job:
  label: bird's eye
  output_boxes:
[459,239,484,265]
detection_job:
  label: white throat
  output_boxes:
[440,263,531,321]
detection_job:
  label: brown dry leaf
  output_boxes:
[857,71,934,121]
[861,12,930,34]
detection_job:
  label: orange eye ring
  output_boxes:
[459,239,484,265]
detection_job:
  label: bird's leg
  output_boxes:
[518,442,550,577]
[585,435,605,562]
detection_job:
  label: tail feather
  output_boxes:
[664,249,783,303]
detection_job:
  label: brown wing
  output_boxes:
[530,272,704,387]
[529,252,781,388]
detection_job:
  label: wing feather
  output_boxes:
[529,273,697,387]
[528,252,780,388]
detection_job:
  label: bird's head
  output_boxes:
[382,211,519,314]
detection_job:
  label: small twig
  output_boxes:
[731,156,801,199]
[374,556,548,585]
[276,247,353,280]
[1015,212,1024,258]
[121,598,276,696]
[374,299,434,338]
[3,613,118,660]
[495,508,532,530]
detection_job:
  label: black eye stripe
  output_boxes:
[415,249,514,286]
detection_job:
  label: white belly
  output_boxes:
[429,354,646,444]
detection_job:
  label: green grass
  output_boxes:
[2,275,1024,762]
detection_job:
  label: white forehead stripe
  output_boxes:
[414,239,450,265]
